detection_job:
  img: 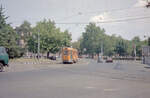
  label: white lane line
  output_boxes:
[85,86,96,89]
[104,88,118,92]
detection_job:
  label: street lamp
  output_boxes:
[101,41,103,56]
[33,35,36,58]
[133,43,136,61]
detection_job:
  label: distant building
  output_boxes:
[142,46,150,65]
[15,26,32,48]
[19,32,26,48]
[16,31,32,48]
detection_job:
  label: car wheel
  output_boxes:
[0,63,4,72]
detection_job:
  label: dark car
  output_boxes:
[106,57,113,63]
[48,56,56,60]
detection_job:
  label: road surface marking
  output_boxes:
[85,86,96,89]
[104,88,118,92]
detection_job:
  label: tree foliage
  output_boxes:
[15,20,32,41]
[0,6,22,58]
[28,19,72,57]
[114,40,128,56]
[79,23,147,57]
[80,23,105,56]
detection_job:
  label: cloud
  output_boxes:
[134,0,147,7]
[89,12,110,23]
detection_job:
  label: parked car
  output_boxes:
[0,47,9,72]
[106,57,113,63]
[48,56,56,60]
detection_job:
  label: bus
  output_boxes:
[62,47,78,64]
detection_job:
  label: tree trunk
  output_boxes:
[47,52,50,58]
[92,54,94,59]
[148,37,150,46]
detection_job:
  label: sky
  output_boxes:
[1,0,150,41]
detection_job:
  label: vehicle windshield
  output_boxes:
[0,47,5,54]
[63,50,68,55]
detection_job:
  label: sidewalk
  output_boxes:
[9,58,59,64]
[5,58,88,72]
[5,58,62,72]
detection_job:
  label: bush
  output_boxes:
[7,47,25,59]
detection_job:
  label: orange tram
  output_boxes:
[62,47,78,64]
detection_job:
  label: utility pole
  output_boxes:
[134,44,136,61]
[33,35,36,58]
[37,32,40,60]
[97,41,103,63]
[101,41,103,56]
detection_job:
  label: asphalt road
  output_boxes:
[1,59,150,98]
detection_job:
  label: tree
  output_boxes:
[114,40,128,56]
[72,38,82,55]
[15,20,32,56]
[72,41,80,50]
[28,19,72,57]
[80,23,122,57]
[61,30,72,47]
[0,6,21,58]
[15,20,32,41]
[103,35,115,56]
[16,21,31,34]
[80,23,105,57]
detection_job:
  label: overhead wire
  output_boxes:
[55,6,145,22]
[55,15,150,25]
[9,3,150,26]
[80,6,145,15]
